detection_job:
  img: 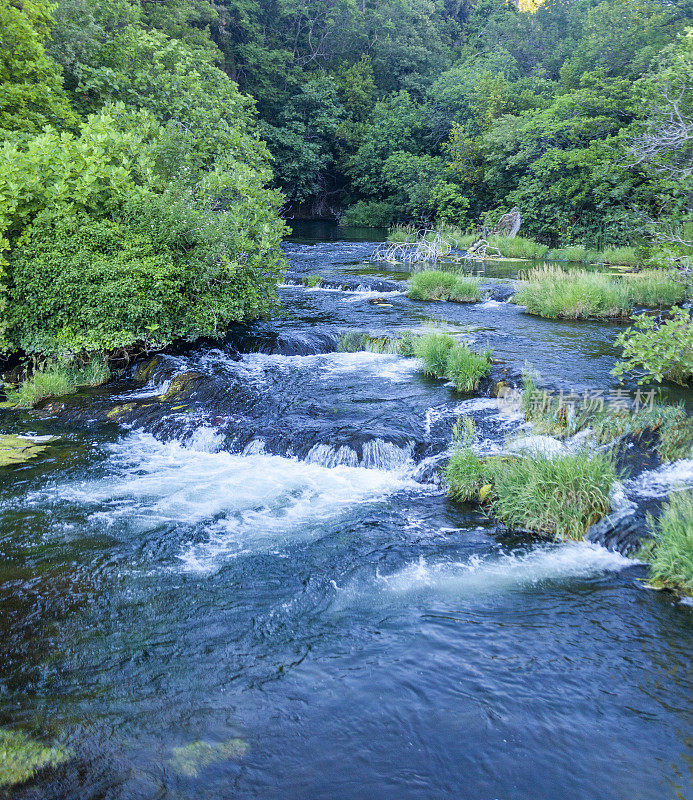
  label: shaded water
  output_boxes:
[0,225,691,799]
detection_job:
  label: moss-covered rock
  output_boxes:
[169,738,249,778]
[159,372,206,402]
[0,434,57,467]
[0,728,71,788]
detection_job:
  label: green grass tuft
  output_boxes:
[486,235,549,260]
[514,267,682,319]
[301,274,323,288]
[4,360,111,409]
[414,332,456,378]
[408,270,481,302]
[487,450,618,541]
[646,491,693,595]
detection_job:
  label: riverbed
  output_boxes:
[0,225,691,799]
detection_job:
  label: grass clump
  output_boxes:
[520,372,692,462]
[445,418,487,501]
[514,267,683,319]
[337,330,416,355]
[546,246,598,263]
[413,333,492,392]
[645,491,693,595]
[408,270,481,302]
[487,235,549,260]
[446,345,493,392]
[487,450,618,541]
[414,332,455,377]
[600,246,641,266]
[4,359,110,409]
[301,274,323,288]
[0,728,71,788]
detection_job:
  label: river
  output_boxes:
[0,225,691,799]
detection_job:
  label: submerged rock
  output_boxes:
[0,434,57,467]
[169,738,249,778]
[0,728,71,788]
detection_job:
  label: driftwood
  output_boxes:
[373,230,503,264]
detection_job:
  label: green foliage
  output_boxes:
[445,417,485,502]
[645,491,693,595]
[3,358,110,408]
[0,728,71,787]
[612,308,693,385]
[302,274,323,288]
[0,0,75,137]
[408,271,481,302]
[342,201,396,228]
[413,333,492,391]
[445,345,493,392]
[486,235,549,260]
[487,450,618,541]
[414,333,456,378]
[521,372,692,462]
[514,267,683,319]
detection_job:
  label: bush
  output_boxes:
[646,491,693,595]
[0,109,287,358]
[342,200,397,228]
[513,267,682,319]
[408,270,481,302]
[487,450,618,541]
[612,308,693,385]
[4,359,110,408]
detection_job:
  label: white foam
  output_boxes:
[34,431,424,573]
[369,542,633,598]
[478,299,504,309]
[626,460,693,499]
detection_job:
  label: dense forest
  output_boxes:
[0,0,691,363]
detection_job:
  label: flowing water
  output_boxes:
[1,224,691,799]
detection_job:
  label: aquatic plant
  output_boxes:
[445,345,492,392]
[513,267,682,319]
[445,418,486,501]
[645,490,693,595]
[521,372,692,462]
[170,738,249,778]
[0,729,71,788]
[0,434,56,467]
[302,274,323,288]
[408,270,481,302]
[413,332,456,378]
[546,246,598,264]
[4,359,110,409]
[487,450,618,541]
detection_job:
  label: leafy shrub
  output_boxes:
[0,108,286,358]
[646,491,693,594]
[408,270,481,302]
[612,308,693,385]
[487,451,618,541]
[4,358,110,408]
[342,200,396,228]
